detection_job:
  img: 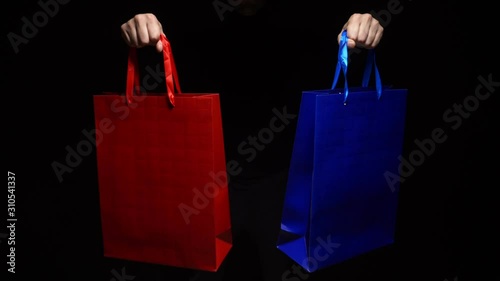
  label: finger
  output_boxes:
[135,16,150,47]
[150,20,163,53]
[147,20,163,48]
[121,18,140,48]
[370,22,384,48]
[339,19,359,49]
[347,38,357,49]
[345,16,361,45]
[120,23,132,46]
[365,18,383,49]
[355,14,372,47]
[338,30,357,49]
[128,22,141,48]
[155,39,163,53]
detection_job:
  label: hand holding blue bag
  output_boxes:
[277,31,408,272]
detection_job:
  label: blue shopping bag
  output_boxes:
[277,31,408,272]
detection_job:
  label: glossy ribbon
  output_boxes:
[361,48,382,99]
[331,30,382,102]
[126,34,182,107]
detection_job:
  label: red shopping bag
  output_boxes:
[93,34,232,272]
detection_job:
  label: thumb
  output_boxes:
[347,38,356,49]
[337,33,356,49]
[155,39,163,53]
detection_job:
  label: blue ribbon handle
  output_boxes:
[331,30,383,102]
[331,30,349,102]
[362,49,383,99]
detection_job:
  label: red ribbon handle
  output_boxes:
[126,34,182,107]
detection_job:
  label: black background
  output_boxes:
[2,0,497,280]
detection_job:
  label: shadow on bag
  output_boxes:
[277,31,408,272]
[93,34,232,272]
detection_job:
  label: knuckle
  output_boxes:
[145,13,158,22]
[133,14,143,21]
[350,13,361,20]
